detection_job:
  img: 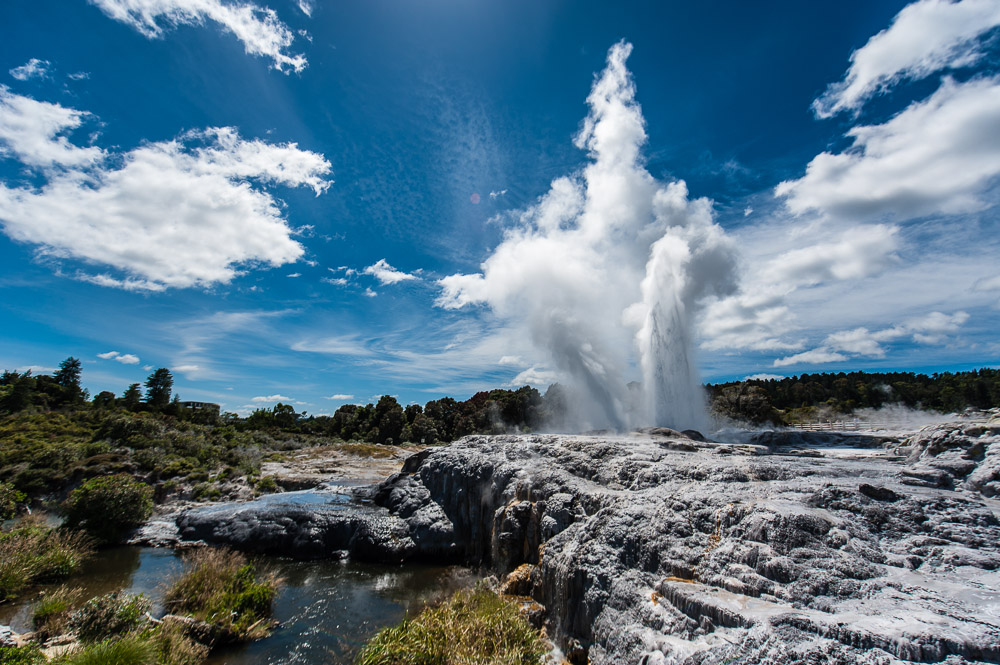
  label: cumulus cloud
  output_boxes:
[773,349,848,368]
[251,394,290,402]
[779,77,1000,222]
[90,0,307,72]
[814,0,1000,117]
[773,310,969,367]
[437,42,737,430]
[364,259,418,285]
[744,373,785,382]
[297,0,314,17]
[0,87,102,168]
[0,93,331,290]
[97,350,141,364]
[9,59,50,81]
[760,224,899,288]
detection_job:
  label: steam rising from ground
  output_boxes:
[437,42,737,431]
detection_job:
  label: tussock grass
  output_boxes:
[0,516,94,601]
[356,585,547,665]
[56,635,157,665]
[32,585,82,640]
[164,548,279,643]
[147,622,210,665]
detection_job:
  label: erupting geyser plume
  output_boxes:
[438,42,738,431]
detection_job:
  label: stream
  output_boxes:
[1,496,479,664]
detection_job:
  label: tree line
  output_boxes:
[708,368,1000,424]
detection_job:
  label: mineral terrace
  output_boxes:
[174,419,1000,664]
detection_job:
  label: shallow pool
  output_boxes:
[0,546,477,665]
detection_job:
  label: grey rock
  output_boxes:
[174,426,1000,664]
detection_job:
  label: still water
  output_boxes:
[0,546,478,665]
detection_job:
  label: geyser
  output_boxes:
[438,41,737,431]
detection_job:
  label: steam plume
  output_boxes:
[437,42,737,430]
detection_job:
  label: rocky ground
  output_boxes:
[165,415,1000,664]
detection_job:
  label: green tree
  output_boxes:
[92,391,117,409]
[144,368,173,410]
[54,357,85,406]
[121,383,142,411]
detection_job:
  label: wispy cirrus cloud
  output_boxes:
[89,0,307,72]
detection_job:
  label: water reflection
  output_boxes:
[0,547,476,665]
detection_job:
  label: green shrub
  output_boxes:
[32,585,82,640]
[253,475,279,494]
[56,636,156,665]
[356,585,547,665]
[189,483,220,502]
[164,548,278,642]
[0,517,94,600]
[63,475,153,544]
[0,644,45,665]
[0,480,26,520]
[69,591,151,642]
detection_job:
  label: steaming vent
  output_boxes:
[438,41,738,432]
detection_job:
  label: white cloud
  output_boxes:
[9,59,50,81]
[252,394,290,402]
[68,72,91,81]
[287,272,301,277]
[297,0,314,17]
[743,206,753,217]
[174,364,200,373]
[142,364,154,371]
[363,259,418,285]
[90,0,307,72]
[323,277,348,286]
[364,287,377,298]
[0,95,331,290]
[773,349,848,368]
[974,274,1000,291]
[761,224,899,288]
[97,350,141,364]
[498,355,524,366]
[509,366,558,388]
[744,373,785,382]
[814,0,1000,117]
[489,189,507,199]
[0,87,103,168]
[324,394,354,400]
[773,310,970,367]
[780,77,1000,222]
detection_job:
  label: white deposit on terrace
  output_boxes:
[437,42,737,432]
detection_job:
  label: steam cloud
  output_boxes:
[437,42,738,431]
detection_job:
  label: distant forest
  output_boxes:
[707,368,1000,425]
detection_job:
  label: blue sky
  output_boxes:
[1,0,999,416]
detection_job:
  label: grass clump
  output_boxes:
[63,475,154,545]
[164,548,279,643]
[356,584,547,665]
[32,585,82,640]
[0,516,94,601]
[69,591,151,642]
[145,622,210,665]
[55,635,156,665]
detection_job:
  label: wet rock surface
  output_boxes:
[173,422,1000,664]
